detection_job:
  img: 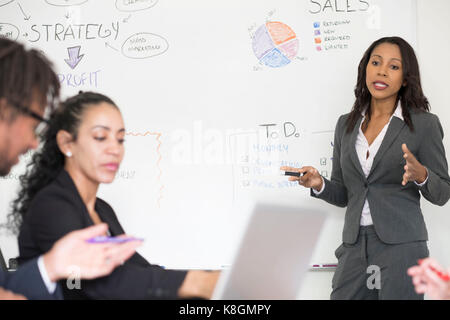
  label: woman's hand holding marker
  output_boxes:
[280,166,323,192]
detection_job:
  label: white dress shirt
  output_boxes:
[314,104,428,226]
[37,255,57,294]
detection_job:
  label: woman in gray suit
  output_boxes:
[282,36,450,299]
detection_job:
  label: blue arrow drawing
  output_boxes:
[64,46,84,69]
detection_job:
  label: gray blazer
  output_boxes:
[312,110,450,244]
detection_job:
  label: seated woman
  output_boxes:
[10,91,218,299]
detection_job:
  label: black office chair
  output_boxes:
[0,247,8,272]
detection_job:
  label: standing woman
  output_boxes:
[282,37,450,299]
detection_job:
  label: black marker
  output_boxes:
[281,171,305,177]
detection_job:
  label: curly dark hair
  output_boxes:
[345,36,430,134]
[6,91,118,234]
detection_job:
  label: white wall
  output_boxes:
[416,0,450,271]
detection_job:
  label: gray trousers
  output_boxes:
[331,226,429,300]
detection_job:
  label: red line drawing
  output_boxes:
[125,131,164,208]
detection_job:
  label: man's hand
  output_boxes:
[0,287,27,300]
[42,223,142,282]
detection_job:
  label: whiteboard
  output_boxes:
[0,0,417,269]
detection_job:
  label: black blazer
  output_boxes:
[312,110,450,244]
[0,258,62,300]
[18,169,187,300]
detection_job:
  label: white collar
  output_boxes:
[361,102,404,121]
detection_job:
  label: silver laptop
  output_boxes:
[213,203,326,300]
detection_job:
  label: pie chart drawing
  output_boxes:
[252,21,299,68]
